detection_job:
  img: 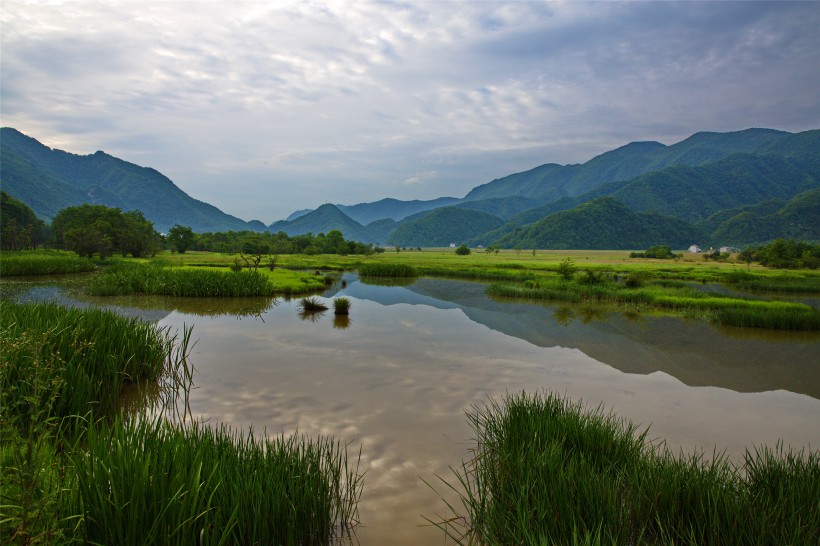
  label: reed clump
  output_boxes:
[0,250,96,276]
[334,297,351,315]
[75,418,363,546]
[1,301,363,544]
[431,391,819,545]
[87,262,274,297]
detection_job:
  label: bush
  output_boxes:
[556,257,576,281]
[455,244,471,255]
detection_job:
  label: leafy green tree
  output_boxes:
[119,210,156,257]
[51,204,133,258]
[167,224,195,254]
[1,191,48,250]
[455,244,471,255]
[556,257,577,281]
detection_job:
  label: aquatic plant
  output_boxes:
[430,391,819,545]
[334,297,351,315]
[300,296,329,312]
[87,262,274,297]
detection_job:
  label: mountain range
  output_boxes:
[1,126,818,248]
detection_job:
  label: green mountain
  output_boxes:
[462,128,792,204]
[710,188,820,245]
[387,207,504,247]
[338,197,459,224]
[0,128,262,233]
[269,203,374,242]
[493,197,706,250]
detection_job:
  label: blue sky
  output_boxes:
[2,1,818,223]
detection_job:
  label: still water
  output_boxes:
[3,274,819,545]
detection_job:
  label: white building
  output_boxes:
[688,244,702,253]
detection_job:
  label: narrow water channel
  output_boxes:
[3,274,818,545]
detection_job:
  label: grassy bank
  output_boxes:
[432,392,819,545]
[487,276,820,330]
[0,301,362,544]
[0,250,96,276]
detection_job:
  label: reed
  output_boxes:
[430,391,819,545]
[87,262,274,297]
[358,262,418,277]
[73,417,363,546]
[300,296,329,312]
[0,250,95,276]
[334,297,351,315]
[0,301,186,425]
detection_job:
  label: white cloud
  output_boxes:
[2,1,818,223]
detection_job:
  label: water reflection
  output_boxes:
[4,273,819,545]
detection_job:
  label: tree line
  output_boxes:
[0,196,382,258]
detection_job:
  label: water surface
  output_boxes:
[3,274,818,545]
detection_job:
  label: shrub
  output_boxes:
[455,244,471,255]
[556,257,576,281]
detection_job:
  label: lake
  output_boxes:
[3,273,819,545]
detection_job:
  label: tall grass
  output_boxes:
[0,250,95,276]
[75,418,363,546]
[430,392,819,545]
[358,262,418,277]
[1,300,363,544]
[87,262,274,297]
[0,300,185,424]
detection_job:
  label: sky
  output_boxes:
[2,1,819,223]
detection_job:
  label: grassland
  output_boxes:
[431,391,819,545]
[0,250,96,276]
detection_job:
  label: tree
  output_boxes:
[167,224,195,254]
[455,244,471,255]
[51,204,130,258]
[556,257,576,281]
[1,191,47,250]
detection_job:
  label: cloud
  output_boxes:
[2,1,818,222]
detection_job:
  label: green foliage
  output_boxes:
[87,263,275,297]
[494,198,706,250]
[740,239,820,269]
[51,203,159,258]
[454,244,471,255]
[556,257,576,280]
[299,297,329,312]
[0,301,177,425]
[0,191,48,250]
[388,207,504,248]
[630,245,678,259]
[333,297,351,315]
[432,391,819,545]
[74,418,362,546]
[192,228,377,256]
[166,224,195,253]
[0,250,95,276]
[358,262,418,277]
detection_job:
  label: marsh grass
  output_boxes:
[75,418,363,546]
[487,277,820,330]
[87,262,274,297]
[334,297,351,315]
[1,300,363,545]
[430,392,819,545]
[300,296,329,311]
[358,262,418,277]
[0,300,182,424]
[0,250,95,276]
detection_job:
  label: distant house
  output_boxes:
[449,243,456,248]
[688,244,702,253]
[720,246,741,254]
